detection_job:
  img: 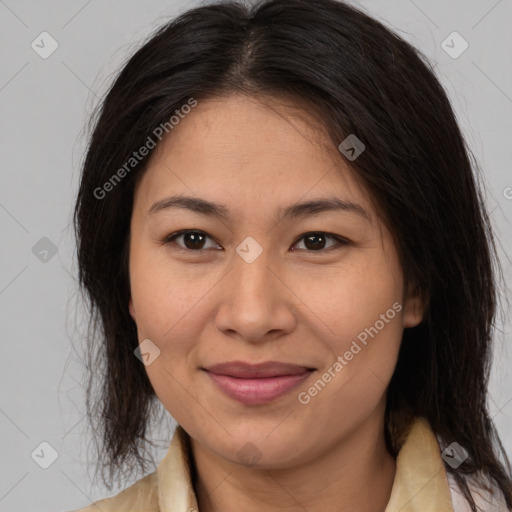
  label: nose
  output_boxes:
[214,245,297,344]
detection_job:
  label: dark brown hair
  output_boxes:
[73,0,512,509]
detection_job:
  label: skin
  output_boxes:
[128,93,425,512]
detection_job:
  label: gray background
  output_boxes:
[0,0,511,510]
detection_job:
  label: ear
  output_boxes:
[402,283,427,328]
[129,298,136,322]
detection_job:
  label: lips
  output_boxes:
[203,360,316,405]
[204,360,315,378]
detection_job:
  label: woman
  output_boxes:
[70,0,512,510]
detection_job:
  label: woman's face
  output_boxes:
[128,94,423,468]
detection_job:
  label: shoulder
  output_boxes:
[66,471,159,512]
[447,471,509,512]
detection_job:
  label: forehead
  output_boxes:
[133,94,374,220]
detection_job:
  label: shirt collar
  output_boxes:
[156,416,454,512]
[384,416,454,511]
[157,425,199,511]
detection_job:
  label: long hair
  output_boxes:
[73,0,512,509]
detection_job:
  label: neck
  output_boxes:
[189,407,396,512]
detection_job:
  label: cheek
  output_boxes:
[129,242,208,339]
[298,271,404,434]
[299,258,404,352]
[129,249,222,416]
[129,251,204,416]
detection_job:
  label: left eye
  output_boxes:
[292,232,348,251]
[162,230,348,252]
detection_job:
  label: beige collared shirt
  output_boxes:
[70,417,507,511]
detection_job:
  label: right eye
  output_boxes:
[162,230,222,251]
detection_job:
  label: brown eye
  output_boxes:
[162,230,348,253]
[163,230,220,251]
[292,232,348,252]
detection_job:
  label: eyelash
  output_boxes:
[161,229,350,253]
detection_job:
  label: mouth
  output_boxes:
[202,360,316,405]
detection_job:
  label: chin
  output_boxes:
[213,430,306,469]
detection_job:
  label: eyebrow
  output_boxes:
[148,194,371,223]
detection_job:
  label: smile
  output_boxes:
[202,361,316,405]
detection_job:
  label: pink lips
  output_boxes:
[203,361,315,405]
